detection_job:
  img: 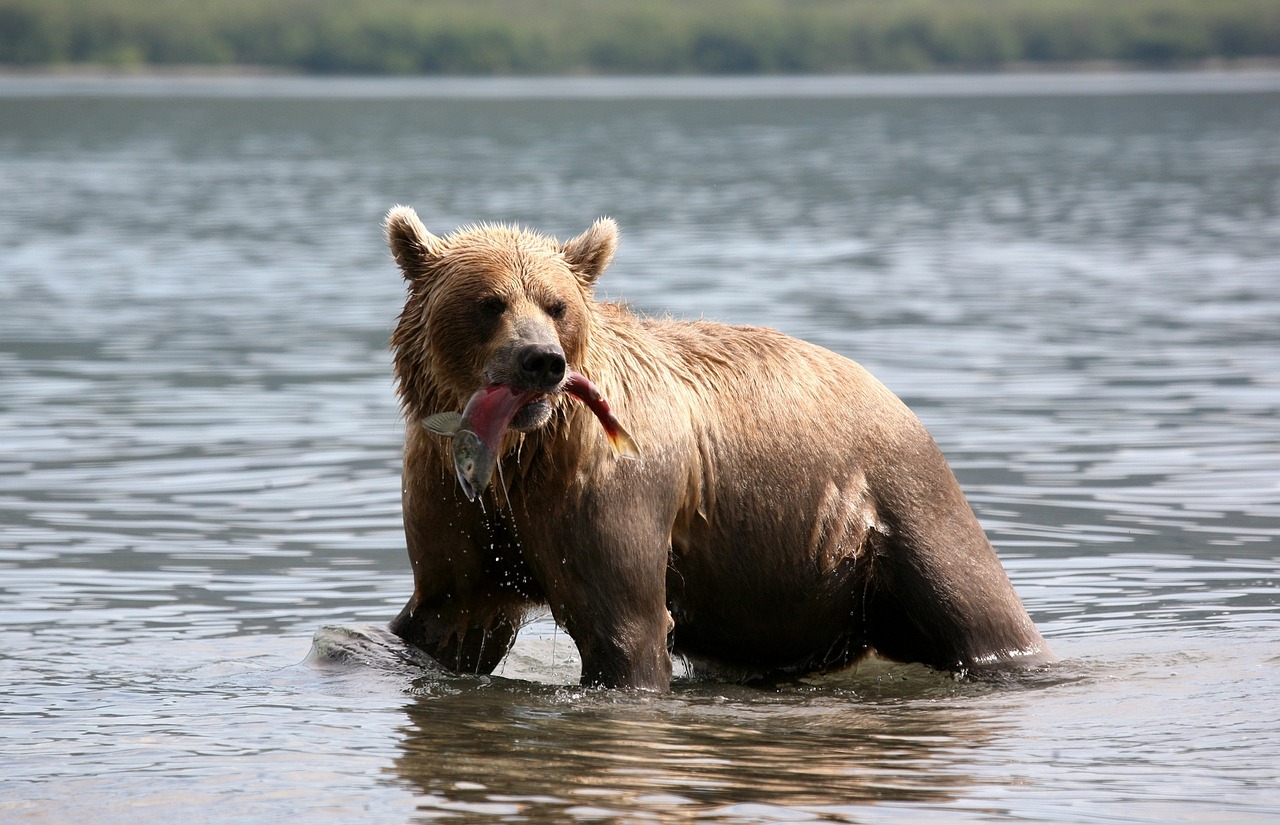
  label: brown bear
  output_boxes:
[384,205,1054,691]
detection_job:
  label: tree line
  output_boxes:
[2,0,1277,74]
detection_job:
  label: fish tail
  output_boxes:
[606,422,640,460]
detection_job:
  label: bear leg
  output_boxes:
[389,595,523,676]
[530,530,675,691]
[859,528,1053,671]
[572,610,674,691]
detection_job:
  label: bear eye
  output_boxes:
[478,296,507,317]
[546,300,567,321]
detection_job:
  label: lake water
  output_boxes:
[1,73,1278,823]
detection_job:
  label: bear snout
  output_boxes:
[517,343,567,390]
[484,316,571,397]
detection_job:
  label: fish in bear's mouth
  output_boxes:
[508,395,553,432]
[421,371,639,501]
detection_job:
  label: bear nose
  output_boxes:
[517,343,566,388]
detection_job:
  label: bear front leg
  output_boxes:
[392,466,535,676]
[529,521,675,691]
[390,594,524,675]
[572,606,674,691]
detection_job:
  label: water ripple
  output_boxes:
[2,79,1278,824]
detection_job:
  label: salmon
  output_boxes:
[422,371,637,500]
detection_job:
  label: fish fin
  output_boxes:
[607,422,641,460]
[421,411,462,436]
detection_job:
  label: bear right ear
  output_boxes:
[385,205,445,282]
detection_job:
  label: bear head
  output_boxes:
[385,205,617,433]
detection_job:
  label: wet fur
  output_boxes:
[384,206,1053,690]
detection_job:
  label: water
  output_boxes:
[2,73,1278,823]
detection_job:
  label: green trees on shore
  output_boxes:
[2,0,1277,74]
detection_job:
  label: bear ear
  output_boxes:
[562,217,618,288]
[385,205,445,283]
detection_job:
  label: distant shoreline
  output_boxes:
[5,67,1280,100]
[5,0,1278,76]
[5,56,1280,80]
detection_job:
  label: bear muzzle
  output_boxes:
[516,342,567,390]
[484,341,565,433]
[486,317,569,396]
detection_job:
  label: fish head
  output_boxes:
[451,429,494,502]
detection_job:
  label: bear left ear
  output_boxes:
[385,205,445,283]
[562,218,618,288]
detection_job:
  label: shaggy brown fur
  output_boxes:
[384,206,1053,690]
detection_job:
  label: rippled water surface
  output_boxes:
[2,74,1279,823]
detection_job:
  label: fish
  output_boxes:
[421,371,638,501]
[562,371,640,460]
[422,384,539,502]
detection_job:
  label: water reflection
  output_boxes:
[391,678,1010,821]
[305,622,1057,820]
